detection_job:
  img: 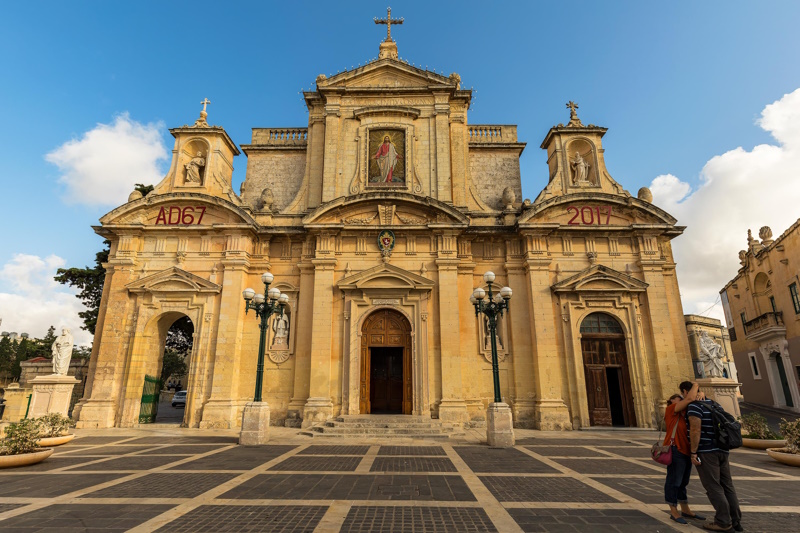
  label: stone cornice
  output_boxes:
[169,125,240,156]
[353,105,421,120]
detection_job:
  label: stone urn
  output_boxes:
[37,434,75,447]
[0,448,54,469]
[766,448,800,467]
[742,437,787,450]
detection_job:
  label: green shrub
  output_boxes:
[35,413,72,438]
[740,413,780,440]
[779,418,800,454]
[0,419,41,455]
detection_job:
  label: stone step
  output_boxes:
[313,426,454,435]
[323,421,450,429]
[299,430,453,441]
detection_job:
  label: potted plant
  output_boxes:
[740,413,786,449]
[36,413,75,447]
[767,418,800,467]
[0,419,54,468]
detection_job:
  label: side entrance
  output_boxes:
[360,309,412,414]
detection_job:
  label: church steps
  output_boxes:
[299,414,463,439]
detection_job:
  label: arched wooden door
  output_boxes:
[360,309,412,414]
[580,313,637,427]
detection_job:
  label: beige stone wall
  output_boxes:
[242,150,306,212]
[469,148,523,210]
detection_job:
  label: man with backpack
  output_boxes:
[679,381,743,532]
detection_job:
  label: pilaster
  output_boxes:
[436,257,467,424]
[287,261,315,425]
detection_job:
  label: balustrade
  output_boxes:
[467,125,517,143]
[252,128,308,145]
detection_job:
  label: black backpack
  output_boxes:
[707,401,743,450]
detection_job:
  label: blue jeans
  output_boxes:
[664,446,692,506]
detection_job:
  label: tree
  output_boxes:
[54,241,110,335]
[165,316,194,355]
[0,336,13,378]
[160,349,188,384]
[72,345,92,360]
[27,326,57,359]
[134,183,154,196]
[11,338,27,380]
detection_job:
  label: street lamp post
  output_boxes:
[471,271,515,447]
[239,272,288,445]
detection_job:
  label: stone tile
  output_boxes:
[371,457,457,473]
[70,455,186,471]
[454,446,557,473]
[268,456,361,472]
[733,479,800,507]
[52,445,93,455]
[65,445,159,456]
[342,506,497,532]
[126,436,239,445]
[552,458,660,475]
[0,474,123,498]
[154,505,328,532]
[721,512,800,533]
[597,446,653,459]
[72,436,132,445]
[0,456,99,472]
[83,472,238,499]
[479,476,618,503]
[169,445,296,470]
[728,451,800,476]
[220,474,476,501]
[297,445,369,455]
[0,503,175,532]
[527,446,607,458]
[148,444,229,455]
[0,503,24,513]
[516,438,644,447]
[378,446,446,456]
[509,508,666,533]
[595,477,710,504]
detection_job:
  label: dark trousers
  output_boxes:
[664,446,692,506]
[695,450,742,527]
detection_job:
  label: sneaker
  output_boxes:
[702,522,733,532]
[732,523,743,532]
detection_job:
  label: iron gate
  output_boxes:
[138,374,162,423]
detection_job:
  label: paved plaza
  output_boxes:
[0,428,798,532]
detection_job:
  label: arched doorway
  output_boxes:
[773,352,794,408]
[580,313,637,427]
[360,309,412,414]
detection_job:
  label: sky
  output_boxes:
[2,1,800,345]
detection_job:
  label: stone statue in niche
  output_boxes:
[571,151,591,186]
[51,327,74,375]
[698,331,725,378]
[271,312,289,350]
[257,188,274,211]
[185,152,205,184]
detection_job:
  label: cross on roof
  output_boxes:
[566,101,578,114]
[374,7,404,42]
[200,98,211,112]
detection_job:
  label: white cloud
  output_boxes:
[651,88,800,322]
[46,113,168,206]
[0,254,92,346]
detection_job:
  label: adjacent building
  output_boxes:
[721,223,800,412]
[74,30,693,431]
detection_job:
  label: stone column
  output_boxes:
[286,262,315,425]
[302,257,337,427]
[436,257,468,425]
[506,262,536,427]
[306,114,326,209]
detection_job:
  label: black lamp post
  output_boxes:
[242,273,288,402]
[471,271,513,404]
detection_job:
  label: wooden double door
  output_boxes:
[360,309,412,414]
[581,336,637,427]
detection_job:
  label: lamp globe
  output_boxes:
[483,271,496,283]
[242,288,255,301]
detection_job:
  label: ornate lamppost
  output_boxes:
[238,272,288,445]
[471,271,515,447]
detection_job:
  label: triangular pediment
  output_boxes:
[552,265,648,293]
[338,262,435,291]
[126,267,221,294]
[303,192,469,227]
[321,59,453,90]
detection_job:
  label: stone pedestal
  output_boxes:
[697,378,742,418]
[487,402,515,447]
[301,397,333,428]
[28,375,80,419]
[239,401,271,445]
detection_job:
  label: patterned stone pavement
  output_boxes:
[0,428,798,532]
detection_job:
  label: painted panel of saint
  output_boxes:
[369,129,405,186]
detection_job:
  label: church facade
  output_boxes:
[74,35,693,431]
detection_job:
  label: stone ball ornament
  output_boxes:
[637,187,653,203]
[501,187,516,209]
[128,189,144,202]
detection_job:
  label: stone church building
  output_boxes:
[74,35,693,431]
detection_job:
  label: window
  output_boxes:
[579,313,624,334]
[790,283,800,314]
[729,327,737,342]
[749,353,761,380]
[770,296,777,313]
[740,311,747,333]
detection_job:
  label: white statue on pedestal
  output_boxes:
[51,327,74,375]
[698,331,725,378]
[571,151,591,186]
[271,313,289,350]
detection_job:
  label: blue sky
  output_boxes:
[2,1,800,341]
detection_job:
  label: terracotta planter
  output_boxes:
[37,434,75,447]
[742,437,787,450]
[767,448,800,467]
[0,448,54,468]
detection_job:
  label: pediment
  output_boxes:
[518,194,678,228]
[303,192,469,227]
[100,194,257,227]
[126,267,221,294]
[552,265,648,293]
[338,263,435,291]
[321,60,453,90]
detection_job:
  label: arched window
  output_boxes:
[580,312,623,335]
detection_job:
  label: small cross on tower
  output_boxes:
[374,7,404,42]
[200,98,211,112]
[566,101,583,127]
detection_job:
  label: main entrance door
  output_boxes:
[580,313,637,427]
[360,309,412,414]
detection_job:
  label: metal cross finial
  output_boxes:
[374,7,404,42]
[566,101,578,114]
[200,98,211,112]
